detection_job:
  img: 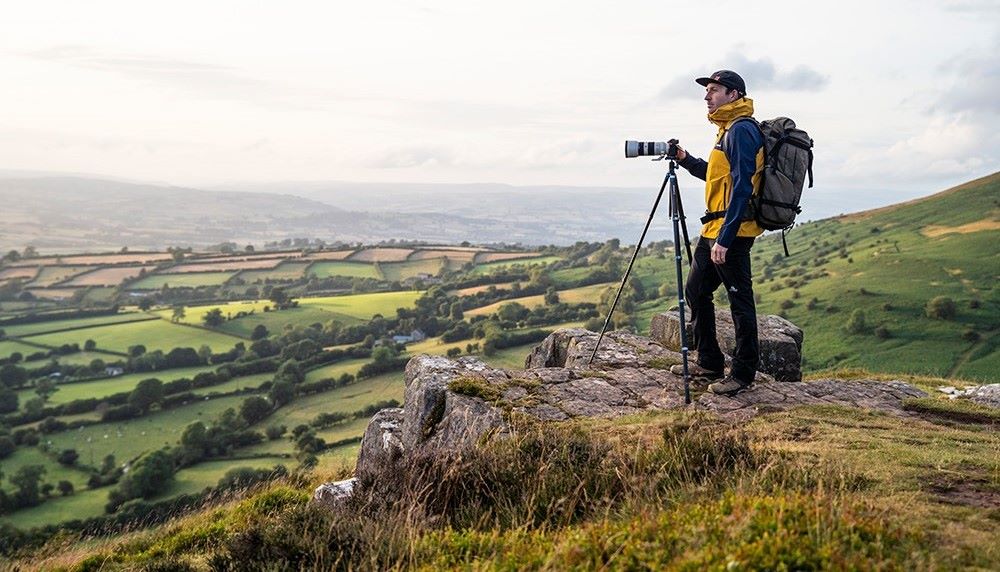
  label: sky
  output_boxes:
[1,0,998,201]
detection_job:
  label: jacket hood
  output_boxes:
[708,97,755,128]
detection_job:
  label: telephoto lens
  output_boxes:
[625,140,669,158]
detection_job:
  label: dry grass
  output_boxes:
[349,248,414,262]
[164,259,284,273]
[408,250,478,263]
[63,266,158,286]
[920,217,1000,237]
[303,250,356,261]
[0,266,40,281]
[474,252,543,264]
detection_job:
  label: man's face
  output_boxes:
[704,82,739,113]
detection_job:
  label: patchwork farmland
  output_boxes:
[1,243,615,534]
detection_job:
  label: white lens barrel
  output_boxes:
[624,140,668,158]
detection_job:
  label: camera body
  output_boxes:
[625,138,679,159]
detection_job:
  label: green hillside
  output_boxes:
[747,172,998,380]
[631,172,999,381]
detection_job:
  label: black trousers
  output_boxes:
[684,236,759,382]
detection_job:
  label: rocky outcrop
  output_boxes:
[650,309,804,381]
[314,325,929,505]
[938,384,1000,408]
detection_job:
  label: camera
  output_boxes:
[625,138,679,159]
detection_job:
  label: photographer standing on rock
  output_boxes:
[670,70,763,396]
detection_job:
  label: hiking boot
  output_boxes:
[708,377,753,397]
[669,363,723,381]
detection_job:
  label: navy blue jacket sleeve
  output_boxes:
[678,153,707,181]
[717,120,762,248]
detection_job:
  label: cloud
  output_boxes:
[933,36,1000,116]
[942,0,1000,13]
[837,113,999,186]
[658,52,829,99]
[364,146,456,169]
[23,45,338,110]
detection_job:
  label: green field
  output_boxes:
[14,364,219,408]
[296,291,423,320]
[45,394,254,468]
[465,283,612,317]
[24,319,246,355]
[379,259,445,282]
[263,372,403,431]
[745,176,999,380]
[307,261,381,279]
[158,457,290,498]
[3,312,157,338]
[191,372,274,396]
[43,351,127,367]
[0,339,42,361]
[549,266,598,286]
[470,255,563,275]
[303,358,370,383]
[28,265,95,287]
[237,262,312,283]
[0,479,109,530]
[157,291,424,338]
[130,272,236,289]
[152,300,273,327]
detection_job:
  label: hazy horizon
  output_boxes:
[1,0,997,205]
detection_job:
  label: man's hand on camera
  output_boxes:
[674,146,687,161]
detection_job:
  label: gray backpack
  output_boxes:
[732,117,814,255]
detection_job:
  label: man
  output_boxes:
[671,70,763,396]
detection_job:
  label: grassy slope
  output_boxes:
[14,404,997,571]
[465,283,613,317]
[753,172,998,380]
[631,172,999,382]
[13,364,218,408]
[24,319,245,354]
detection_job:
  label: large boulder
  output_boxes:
[649,308,804,381]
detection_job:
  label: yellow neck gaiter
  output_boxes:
[708,97,755,129]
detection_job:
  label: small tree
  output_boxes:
[203,308,225,327]
[544,287,560,306]
[171,305,186,323]
[129,378,164,412]
[57,480,74,496]
[0,387,18,414]
[449,302,464,321]
[0,364,27,388]
[84,339,97,351]
[35,377,59,402]
[240,396,272,425]
[269,380,295,407]
[251,324,270,341]
[0,436,16,459]
[925,296,956,320]
[265,424,287,440]
[57,449,79,466]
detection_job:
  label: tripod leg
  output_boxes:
[589,168,671,365]
[668,164,692,405]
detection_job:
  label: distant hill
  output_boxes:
[691,171,998,381]
[0,176,656,251]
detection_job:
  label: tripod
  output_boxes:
[588,156,694,404]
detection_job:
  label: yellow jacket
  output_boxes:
[679,97,765,245]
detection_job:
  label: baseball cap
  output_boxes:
[695,70,747,95]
